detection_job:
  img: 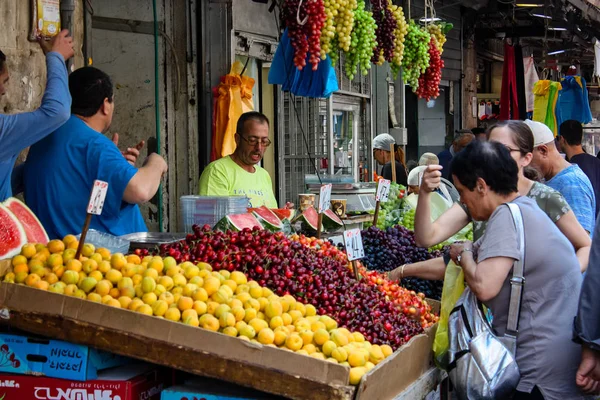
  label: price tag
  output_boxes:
[344,228,365,261]
[318,184,332,213]
[87,180,108,215]
[375,179,391,202]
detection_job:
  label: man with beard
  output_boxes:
[200,112,288,209]
[23,67,167,239]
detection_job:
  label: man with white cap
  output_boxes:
[526,119,596,234]
[372,133,407,186]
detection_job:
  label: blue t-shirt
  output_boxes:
[0,52,71,201]
[23,116,147,239]
[569,153,600,218]
[547,164,596,234]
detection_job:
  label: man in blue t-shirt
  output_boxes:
[23,67,168,239]
[527,120,596,234]
[560,120,600,218]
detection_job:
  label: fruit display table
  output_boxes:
[0,279,436,400]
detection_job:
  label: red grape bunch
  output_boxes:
[402,21,431,91]
[344,0,377,80]
[282,0,327,71]
[371,0,397,66]
[416,37,444,100]
[389,3,408,77]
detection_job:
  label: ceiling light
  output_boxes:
[516,3,544,6]
[532,13,553,19]
[419,17,441,22]
[548,27,567,31]
[548,49,566,55]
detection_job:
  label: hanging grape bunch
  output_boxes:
[320,0,358,66]
[389,3,409,78]
[371,0,396,66]
[427,23,446,54]
[320,0,337,59]
[416,36,443,100]
[282,0,326,71]
[345,0,377,80]
[402,21,431,91]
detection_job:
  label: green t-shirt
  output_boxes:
[460,182,571,241]
[199,155,278,208]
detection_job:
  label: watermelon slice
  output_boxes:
[251,206,283,231]
[272,208,295,221]
[214,213,264,232]
[0,204,27,259]
[323,209,343,232]
[295,207,322,233]
[3,198,49,245]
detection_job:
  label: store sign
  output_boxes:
[375,179,391,202]
[344,228,365,261]
[318,184,332,213]
[87,180,108,215]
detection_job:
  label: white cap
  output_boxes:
[419,152,439,166]
[524,120,554,147]
[373,133,396,151]
[407,165,427,186]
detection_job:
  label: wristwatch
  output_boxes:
[457,248,473,264]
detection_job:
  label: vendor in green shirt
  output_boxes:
[200,112,290,209]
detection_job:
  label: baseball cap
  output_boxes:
[407,165,427,186]
[373,133,396,151]
[419,152,439,166]
[524,120,554,147]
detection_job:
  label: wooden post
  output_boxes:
[351,260,360,280]
[372,200,381,227]
[390,143,396,183]
[316,213,323,239]
[75,214,93,260]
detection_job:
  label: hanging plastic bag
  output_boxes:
[211,61,256,161]
[433,260,465,370]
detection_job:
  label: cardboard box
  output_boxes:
[0,363,168,400]
[0,265,436,400]
[0,332,131,381]
[161,377,284,400]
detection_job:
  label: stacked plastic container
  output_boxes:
[179,196,249,233]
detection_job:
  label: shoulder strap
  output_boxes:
[504,203,525,346]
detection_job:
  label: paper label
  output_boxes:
[375,179,391,202]
[344,228,365,261]
[87,180,108,215]
[318,184,332,213]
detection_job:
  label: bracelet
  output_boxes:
[400,264,407,279]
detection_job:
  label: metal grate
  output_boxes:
[332,52,371,96]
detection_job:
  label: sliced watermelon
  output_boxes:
[3,198,49,245]
[0,204,27,259]
[251,206,283,231]
[295,207,322,233]
[272,208,296,221]
[214,213,264,232]
[323,209,343,232]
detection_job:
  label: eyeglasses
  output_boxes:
[239,135,272,147]
[504,146,521,153]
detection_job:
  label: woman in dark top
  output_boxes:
[372,133,408,186]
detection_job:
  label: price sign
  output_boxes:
[375,179,391,202]
[318,184,332,213]
[344,228,365,261]
[87,180,108,215]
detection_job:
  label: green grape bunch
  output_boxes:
[389,3,408,78]
[344,0,377,80]
[427,23,446,54]
[402,21,431,92]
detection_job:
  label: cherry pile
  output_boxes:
[282,0,326,70]
[416,37,444,101]
[158,225,423,349]
[361,226,440,272]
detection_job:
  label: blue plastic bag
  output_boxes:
[268,29,338,98]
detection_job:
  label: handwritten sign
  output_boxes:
[375,179,391,202]
[87,180,108,215]
[344,228,365,261]
[318,184,332,213]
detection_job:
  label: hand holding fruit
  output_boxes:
[420,165,443,194]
